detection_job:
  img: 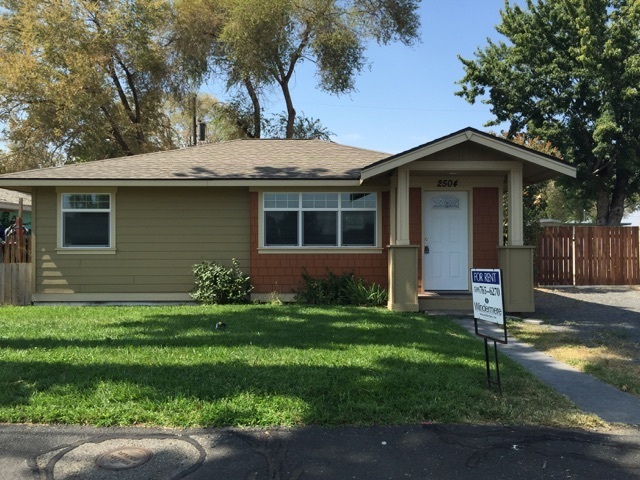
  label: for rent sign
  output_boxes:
[471,269,504,325]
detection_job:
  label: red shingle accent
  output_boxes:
[473,187,499,269]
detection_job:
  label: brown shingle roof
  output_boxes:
[0,139,389,181]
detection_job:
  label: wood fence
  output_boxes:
[0,227,32,305]
[537,226,640,286]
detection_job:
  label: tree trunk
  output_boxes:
[244,78,261,138]
[595,182,626,225]
[281,79,296,139]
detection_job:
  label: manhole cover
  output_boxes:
[95,447,153,470]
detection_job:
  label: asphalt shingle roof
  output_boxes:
[0,139,389,181]
[0,188,31,206]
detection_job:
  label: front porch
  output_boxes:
[361,128,576,314]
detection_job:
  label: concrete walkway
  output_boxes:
[453,317,640,425]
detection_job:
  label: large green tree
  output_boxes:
[0,0,181,169]
[457,0,640,225]
[174,0,421,139]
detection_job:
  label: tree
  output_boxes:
[174,0,421,139]
[164,93,247,147]
[496,131,588,245]
[0,0,182,169]
[457,0,640,225]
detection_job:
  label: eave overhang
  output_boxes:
[360,127,576,184]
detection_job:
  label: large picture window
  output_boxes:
[61,193,112,248]
[263,192,377,247]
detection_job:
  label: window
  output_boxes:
[263,192,377,247]
[61,193,112,248]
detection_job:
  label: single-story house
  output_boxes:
[0,188,32,230]
[0,127,576,311]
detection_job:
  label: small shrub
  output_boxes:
[345,279,389,307]
[191,259,253,304]
[294,269,388,306]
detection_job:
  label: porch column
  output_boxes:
[508,163,524,246]
[396,166,410,245]
[501,163,535,312]
[388,245,419,311]
[387,166,418,312]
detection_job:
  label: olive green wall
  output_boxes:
[33,187,250,295]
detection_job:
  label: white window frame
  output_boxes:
[262,192,378,248]
[56,188,117,254]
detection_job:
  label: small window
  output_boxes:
[263,192,377,247]
[61,193,112,248]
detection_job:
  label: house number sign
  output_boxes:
[436,179,458,187]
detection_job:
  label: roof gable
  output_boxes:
[361,127,576,183]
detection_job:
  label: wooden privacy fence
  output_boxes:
[537,226,640,286]
[0,227,32,306]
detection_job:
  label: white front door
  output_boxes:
[423,191,469,291]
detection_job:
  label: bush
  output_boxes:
[345,279,389,307]
[294,269,388,306]
[191,259,253,304]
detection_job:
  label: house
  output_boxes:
[0,188,32,230]
[0,127,576,311]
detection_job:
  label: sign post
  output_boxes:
[471,269,507,395]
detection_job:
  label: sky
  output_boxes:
[204,0,640,225]
[202,0,513,155]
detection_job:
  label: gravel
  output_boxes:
[526,286,640,353]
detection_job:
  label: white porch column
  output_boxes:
[508,163,524,246]
[396,166,410,245]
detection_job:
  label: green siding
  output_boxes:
[34,187,250,294]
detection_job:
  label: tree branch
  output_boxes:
[100,106,133,155]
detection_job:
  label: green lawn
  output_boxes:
[0,305,601,428]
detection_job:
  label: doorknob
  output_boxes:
[424,245,430,254]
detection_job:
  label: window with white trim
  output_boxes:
[61,193,112,247]
[263,193,377,247]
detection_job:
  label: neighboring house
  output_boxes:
[0,127,575,311]
[0,188,32,230]
[623,209,640,227]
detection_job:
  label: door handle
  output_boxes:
[424,245,430,254]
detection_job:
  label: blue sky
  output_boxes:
[203,0,513,154]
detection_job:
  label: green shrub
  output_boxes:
[191,259,253,304]
[294,269,388,306]
[345,279,389,307]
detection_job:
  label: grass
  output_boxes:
[0,305,603,429]
[509,320,640,397]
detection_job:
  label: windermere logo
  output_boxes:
[473,302,503,317]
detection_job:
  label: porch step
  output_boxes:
[418,292,472,313]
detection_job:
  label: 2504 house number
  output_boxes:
[436,179,458,187]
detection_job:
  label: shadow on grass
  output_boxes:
[0,305,468,351]
[0,356,491,426]
[0,305,572,427]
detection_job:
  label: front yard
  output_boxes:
[0,305,601,428]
